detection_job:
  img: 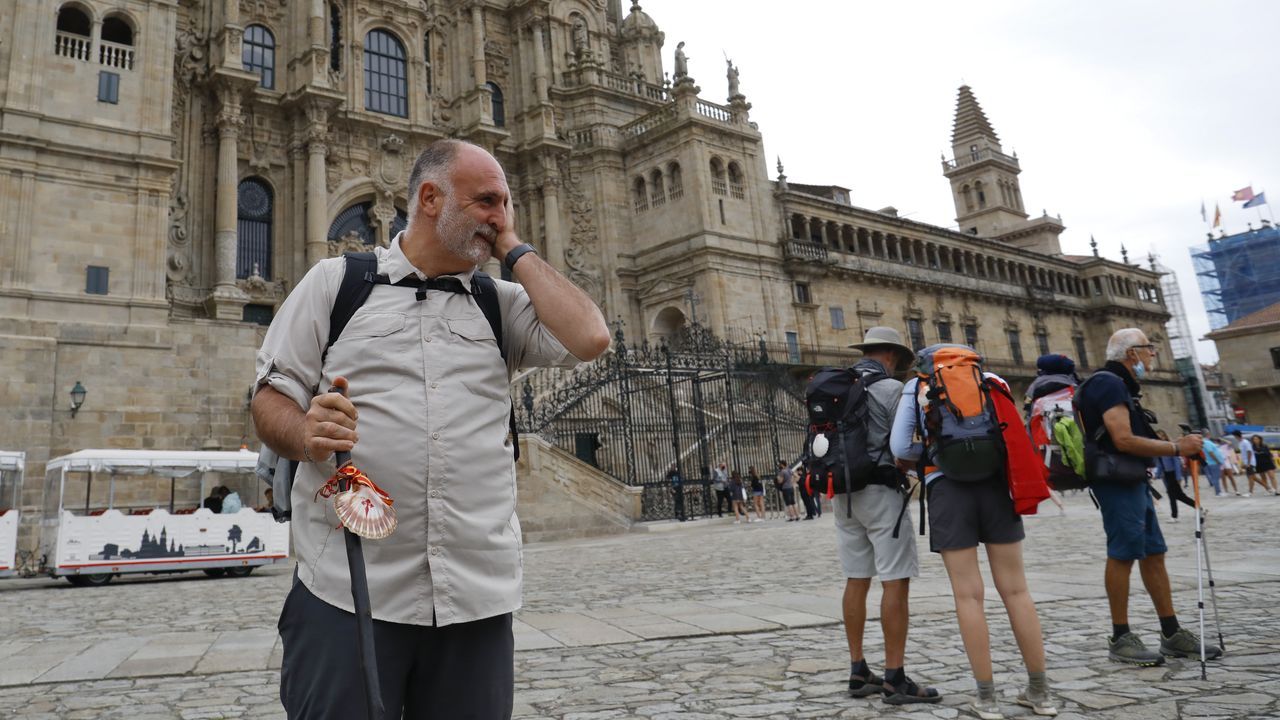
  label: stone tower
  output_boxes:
[941,85,1064,255]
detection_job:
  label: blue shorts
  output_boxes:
[1091,482,1167,561]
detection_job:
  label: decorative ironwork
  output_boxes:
[517,323,809,521]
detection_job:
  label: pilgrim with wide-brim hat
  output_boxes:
[847,326,916,372]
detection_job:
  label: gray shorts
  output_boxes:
[925,475,1024,553]
[833,484,919,581]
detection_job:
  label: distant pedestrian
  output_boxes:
[729,470,750,524]
[666,463,686,522]
[1154,430,1196,521]
[711,462,730,517]
[747,466,766,522]
[202,486,227,514]
[1234,430,1266,496]
[776,460,800,521]
[1250,435,1277,495]
[1200,435,1225,496]
[1220,440,1242,495]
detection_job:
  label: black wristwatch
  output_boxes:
[503,243,537,272]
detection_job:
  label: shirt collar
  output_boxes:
[1103,360,1141,397]
[378,232,477,286]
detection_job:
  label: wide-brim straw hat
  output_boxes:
[847,326,915,368]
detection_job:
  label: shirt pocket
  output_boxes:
[340,312,407,340]
[446,316,506,400]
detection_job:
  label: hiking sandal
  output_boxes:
[882,674,943,705]
[848,669,886,698]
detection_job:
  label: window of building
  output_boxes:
[486,81,504,127]
[97,71,119,103]
[55,5,91,61]
[964,323,979,349]
[1036,330,1050,357]
[236,178,273,279]
[242,25,276,89]
[830,306,845,330]
[390,207,409,239]
[86,265,109,295]
[668,162,683,200]
[908,318,925,350]
[242,304,274,326]
[785,331,800,364]
[1007,329,1023,366]
[364,29,408,117]
[1074,335,1089,368]
[710,157,727,196]
[329,2,342,72]
[633,177,647,213]
[718,199,726,225]
[99,15,134,70]
[969,144,979,161]
[328,201,376,245]
[649,169,665,207]
[793,282,811,305]
[1271,346,1280,369]
[727,162,745,199]
[937,321,952,343]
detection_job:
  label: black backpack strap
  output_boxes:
[325,252,379,361]
[471,271,519,462]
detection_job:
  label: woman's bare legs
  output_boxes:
[940,547,993,681]
[986,541,1046,673]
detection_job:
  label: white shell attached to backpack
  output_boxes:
[812,434,829,458]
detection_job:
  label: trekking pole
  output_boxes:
[1198,511,1226,653]
[1191,468,1208,680]
[330,383,385,720]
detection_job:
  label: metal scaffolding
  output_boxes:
[1192,224,1280,329]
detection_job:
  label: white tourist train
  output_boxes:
[37,449,290,586]
[0,451,24,578]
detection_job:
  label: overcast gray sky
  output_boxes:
[642,0,1280,361]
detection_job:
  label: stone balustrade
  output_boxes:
[943,146,1020,171]
[99,40,134,71]
[695,99,733,123]
[620,103,678,142]
[55,32,91,62]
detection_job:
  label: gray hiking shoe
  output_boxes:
[1108,632,1165,666]
[1016,688,1059,716]
[1160,627,1223,660]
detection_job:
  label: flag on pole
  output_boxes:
[1200,199,1207,223]
[1243,192,1267,209]
[1232,186,1256,202]
[1213,203,1222,228]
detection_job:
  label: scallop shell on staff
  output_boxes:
[334,483,398,539]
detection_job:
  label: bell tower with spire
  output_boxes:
[942,85,1064,255]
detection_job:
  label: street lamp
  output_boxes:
[69,381,87,418]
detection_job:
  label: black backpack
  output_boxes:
[801,366,891,502]
[272,252,514,521]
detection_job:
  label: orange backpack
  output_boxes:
[914,345,1006,482]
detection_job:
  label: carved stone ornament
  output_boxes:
[557,154,603,304]
[328,230,378,257]
[379,134,405,186]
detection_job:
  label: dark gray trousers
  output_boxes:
[278,579,514,720]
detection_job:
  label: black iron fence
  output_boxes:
[516,324,812,521]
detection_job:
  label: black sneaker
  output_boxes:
[1108,632,1165,666]
[1160,627,1222,660]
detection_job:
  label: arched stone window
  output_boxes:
[364,29,408,117]
[100,14,135,70]
[54,4,92,61]
[961,184,973,212]
[633,177,648,213]
[727,162,745,199]
[649,168,665,207]
[709,157,727,196]
[667,162,683,200]
[974,180,986,208]
[328,201,376,246]
[329,3,342,72]
[242,25,276,89]
[236,178,273,280]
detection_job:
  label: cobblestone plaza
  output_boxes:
[1,492,1277,719]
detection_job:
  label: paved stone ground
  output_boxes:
[1,491,1278,719]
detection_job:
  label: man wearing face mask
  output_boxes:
[1074,328,1220,667]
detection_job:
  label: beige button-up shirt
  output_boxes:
[254,237,578,626]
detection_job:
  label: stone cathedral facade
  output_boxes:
[1,0,1185,507]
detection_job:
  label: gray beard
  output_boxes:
[438,202,494,266]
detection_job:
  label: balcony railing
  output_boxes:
[620,104,678,142]
[55,32,91,62]
[560,69,666,102]
[695,99,733,123]
[943,147,1020,171]
[99,40,135,71]
[783,240,829,262]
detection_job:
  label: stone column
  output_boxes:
[207,87,249,319]
[289,136,308,276]
[305,125,329,267]
[471,4,486,88]
[542,176,563,270]
[530,20,549,103]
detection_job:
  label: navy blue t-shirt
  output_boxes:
[1075,366,1153,455]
